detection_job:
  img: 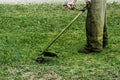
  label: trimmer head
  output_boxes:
[42,51,58,57]
[35,51,57,63]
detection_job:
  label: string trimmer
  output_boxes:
[35,4,88,63]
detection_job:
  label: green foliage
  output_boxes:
[0,3,120,80]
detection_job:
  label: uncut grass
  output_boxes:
[0,3,120,80]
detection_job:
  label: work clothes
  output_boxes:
[85,0,108,51]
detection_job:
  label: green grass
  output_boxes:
[0,3,120,80]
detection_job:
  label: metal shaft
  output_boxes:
[41,11,84,55]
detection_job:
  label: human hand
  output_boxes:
[66,2,75,9]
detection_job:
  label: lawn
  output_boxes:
[0,3,120,80]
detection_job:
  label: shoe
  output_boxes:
[78,48,92,54]
[78,48,101,54]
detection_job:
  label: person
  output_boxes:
[66,0,108,53]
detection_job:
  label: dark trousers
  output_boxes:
[85,0,108,51]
